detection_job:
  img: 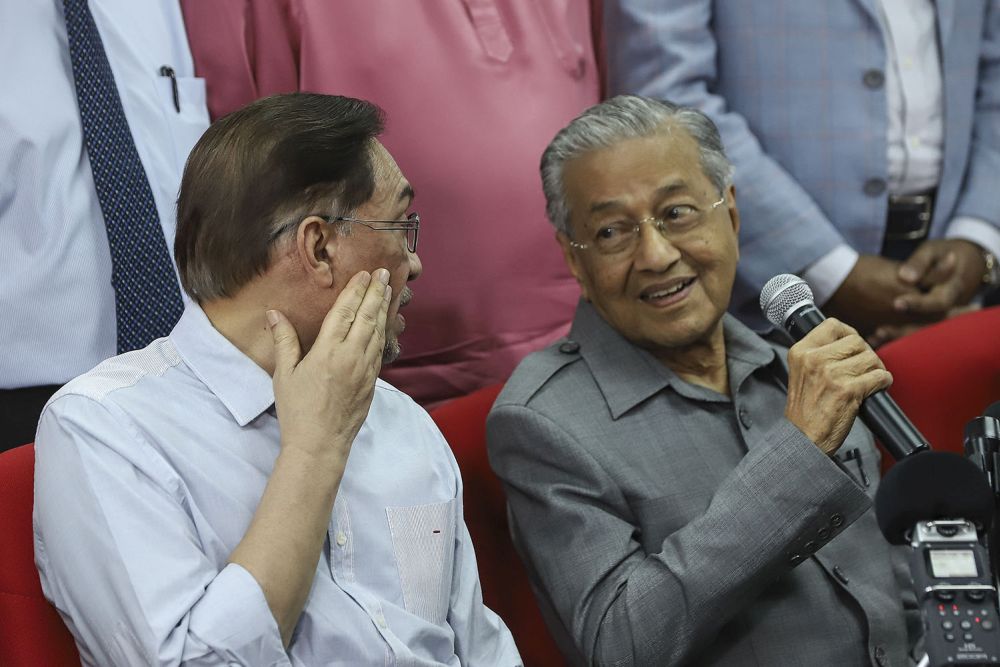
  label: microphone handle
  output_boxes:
[859,393,929,460]
[784,303,929,460]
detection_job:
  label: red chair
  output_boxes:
[877,305,1000,472]
[0,443,81,666]
[430,384,566,667]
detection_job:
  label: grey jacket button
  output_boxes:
[559,340,580,354]
[873,645,888,666]
[738,407,752,429]
[831,513,844,527]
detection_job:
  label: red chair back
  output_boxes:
[430,384,566,667]
[878,306,1000,471]
[0,444,81,665]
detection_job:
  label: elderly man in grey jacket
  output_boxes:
[487,95,920,666]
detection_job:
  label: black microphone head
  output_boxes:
[965,415,1000,443]
[984,401,1000,421]
[760,274,815,328]
[875,451,994,544]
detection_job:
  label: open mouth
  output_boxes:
[640,277,696,305]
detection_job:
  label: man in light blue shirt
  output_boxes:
[34,93,521,666]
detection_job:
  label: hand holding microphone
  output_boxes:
[761,274,930,460]
[782,317,893,456]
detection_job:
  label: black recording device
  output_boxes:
[759,275,1000,666]
[878,452,999,666]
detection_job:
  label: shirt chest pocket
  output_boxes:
[152,73,209,170]
[385,500,457,625]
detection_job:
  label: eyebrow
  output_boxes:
[393,184,415,218]
[587,180,691,216]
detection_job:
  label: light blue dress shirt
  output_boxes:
[34,304,521,666]
[0,0,209,388]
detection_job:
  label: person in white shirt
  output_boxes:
[34,92,522,666]
[0,0,210,451]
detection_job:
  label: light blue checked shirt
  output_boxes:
[33,304,521,666]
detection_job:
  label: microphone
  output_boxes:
[964,402,1000,491]
[760,274,930,461]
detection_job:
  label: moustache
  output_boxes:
[398,286,413,307]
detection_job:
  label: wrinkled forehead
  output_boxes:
[564,131,711,215]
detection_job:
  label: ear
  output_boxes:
[725,184,740,236]
[556,230,591,302]
[294,216,339,288]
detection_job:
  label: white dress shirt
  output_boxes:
[0,0,208,389]
[33,304,521,666]
[802,0,1000,304]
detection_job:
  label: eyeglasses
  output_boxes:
[569,195,725,256]
[271,212,420,253]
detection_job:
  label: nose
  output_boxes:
[632,222,681,271]
[406,248,423,281]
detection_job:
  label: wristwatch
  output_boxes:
[982,248,1000,289]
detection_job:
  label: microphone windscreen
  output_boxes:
[760,274,814,328]
[985,401,1000,421]
[874,451,994,544]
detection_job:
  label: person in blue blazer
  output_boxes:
[605,0,1000,339]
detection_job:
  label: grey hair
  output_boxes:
[540,95,734,235]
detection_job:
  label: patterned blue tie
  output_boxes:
[62,0,184,353]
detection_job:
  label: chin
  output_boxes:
[382,337,401,364]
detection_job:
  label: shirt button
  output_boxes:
[863,68,885,89]
[738,407,752,429]
[375,613,387,629]
[335,531,348,547]
[864,178,887,196]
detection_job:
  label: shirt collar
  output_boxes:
[569,300,778,419]
[170,303,275,426]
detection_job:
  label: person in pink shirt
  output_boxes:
[181,0,602,408]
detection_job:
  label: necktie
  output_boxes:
[62,0,185,353]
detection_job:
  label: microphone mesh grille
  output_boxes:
[760,274,814,327]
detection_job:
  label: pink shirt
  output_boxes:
[181,0,601,408]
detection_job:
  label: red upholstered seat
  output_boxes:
[877,305,1000,472]
[430,383,566,667]
[0,444,81,666]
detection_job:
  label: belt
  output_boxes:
[884,191,935,242]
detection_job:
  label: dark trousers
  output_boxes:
[0,385,61,453]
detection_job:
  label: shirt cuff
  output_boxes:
[186,563,289,664]
[801,244,860,306]
[946,216,1000,259]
